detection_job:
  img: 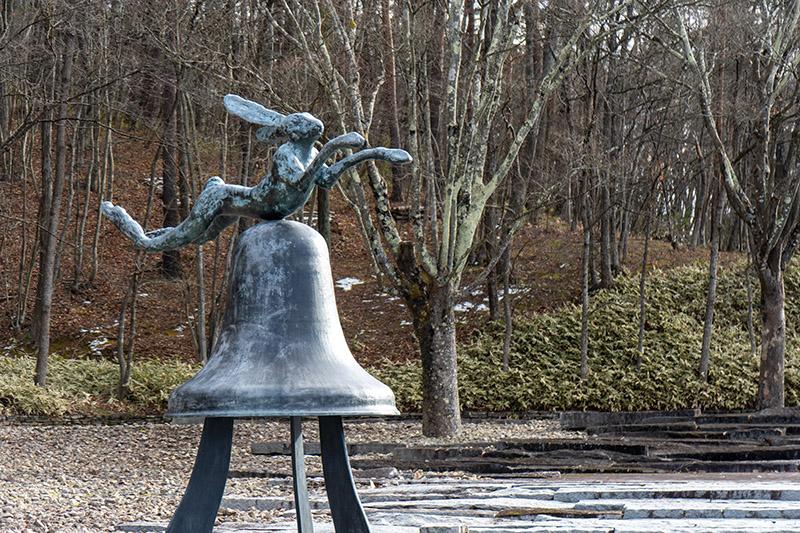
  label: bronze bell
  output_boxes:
[163,220,397,533]
[166,219,399,420]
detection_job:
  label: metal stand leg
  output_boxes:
[291,417,314,532]
[166,417,234,533]
[319,416,370,533]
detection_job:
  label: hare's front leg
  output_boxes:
[315,148,412,189]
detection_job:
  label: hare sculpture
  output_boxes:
[102,94,411,252]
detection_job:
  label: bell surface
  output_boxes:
[166,220,399,420]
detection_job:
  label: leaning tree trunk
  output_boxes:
[410,282,462,438]
[756,248,786,410]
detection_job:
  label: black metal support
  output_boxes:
[166,417,234,533]
[291,417,314,532]
[162,416,369,533]
[319,416,371,532]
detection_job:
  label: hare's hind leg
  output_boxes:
[101,202,149,248]
[141,184,234,251]
[190,215,238,246]
[103,179,240,252]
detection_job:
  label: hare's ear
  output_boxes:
[223,94,284,127]
[255,125,287,145]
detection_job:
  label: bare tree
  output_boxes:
[33,29,75,386]
[673,1,800,408]
[261,0,656,437]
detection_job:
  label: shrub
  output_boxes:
[0,354,198,416]
[375,262,800,412]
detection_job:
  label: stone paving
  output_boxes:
[118,475,800,532]
[117,410,800,532]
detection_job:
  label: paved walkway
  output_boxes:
[118,474,800,532]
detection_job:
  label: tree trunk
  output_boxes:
[599,184,615,289]
[637,208,651,368]
[411,282,462,438]
[116,259,141,398]
[756,249,785,410]
[33,116,53,386]
[483,199,500,321]
[501,249,512,372]
[159,5,180,277]
[382,0,404,203]
[160,79,181,278]
[317,187,330,247]
[691,143,710,248]
[580,193,591,380]
[746,240,757,359]
[699,182,723,381]
[34,35,74,386]
[194,244,208,363]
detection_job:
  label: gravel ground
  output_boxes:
[0,417,582,532]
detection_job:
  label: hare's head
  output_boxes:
[223,94,324,146]
[283,112,324,143]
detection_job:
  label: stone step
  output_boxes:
[585,421,699,434]
[550,483,800,502]
[668,459,800,473]
[560,409,800,432]
[578,498,800,519]
[352,458,671,476]
[662,444,800,462]
[586,423,800,442]
[349,440,800,474]
[559,409,701,429]
[392,440,651,460]
[694,411,800,426]
[118,518,800,532]
[590,428,792,442]
[118,479,800,533]
[251,441,400,456]
[223,481,800,508]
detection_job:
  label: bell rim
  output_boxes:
[164,405,401,421]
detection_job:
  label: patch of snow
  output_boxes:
[88,337,113,355]
[476,304,489,312]
[336,277,365,291]
[454,302,475,312]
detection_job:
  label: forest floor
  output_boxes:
[0,134,743,409]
